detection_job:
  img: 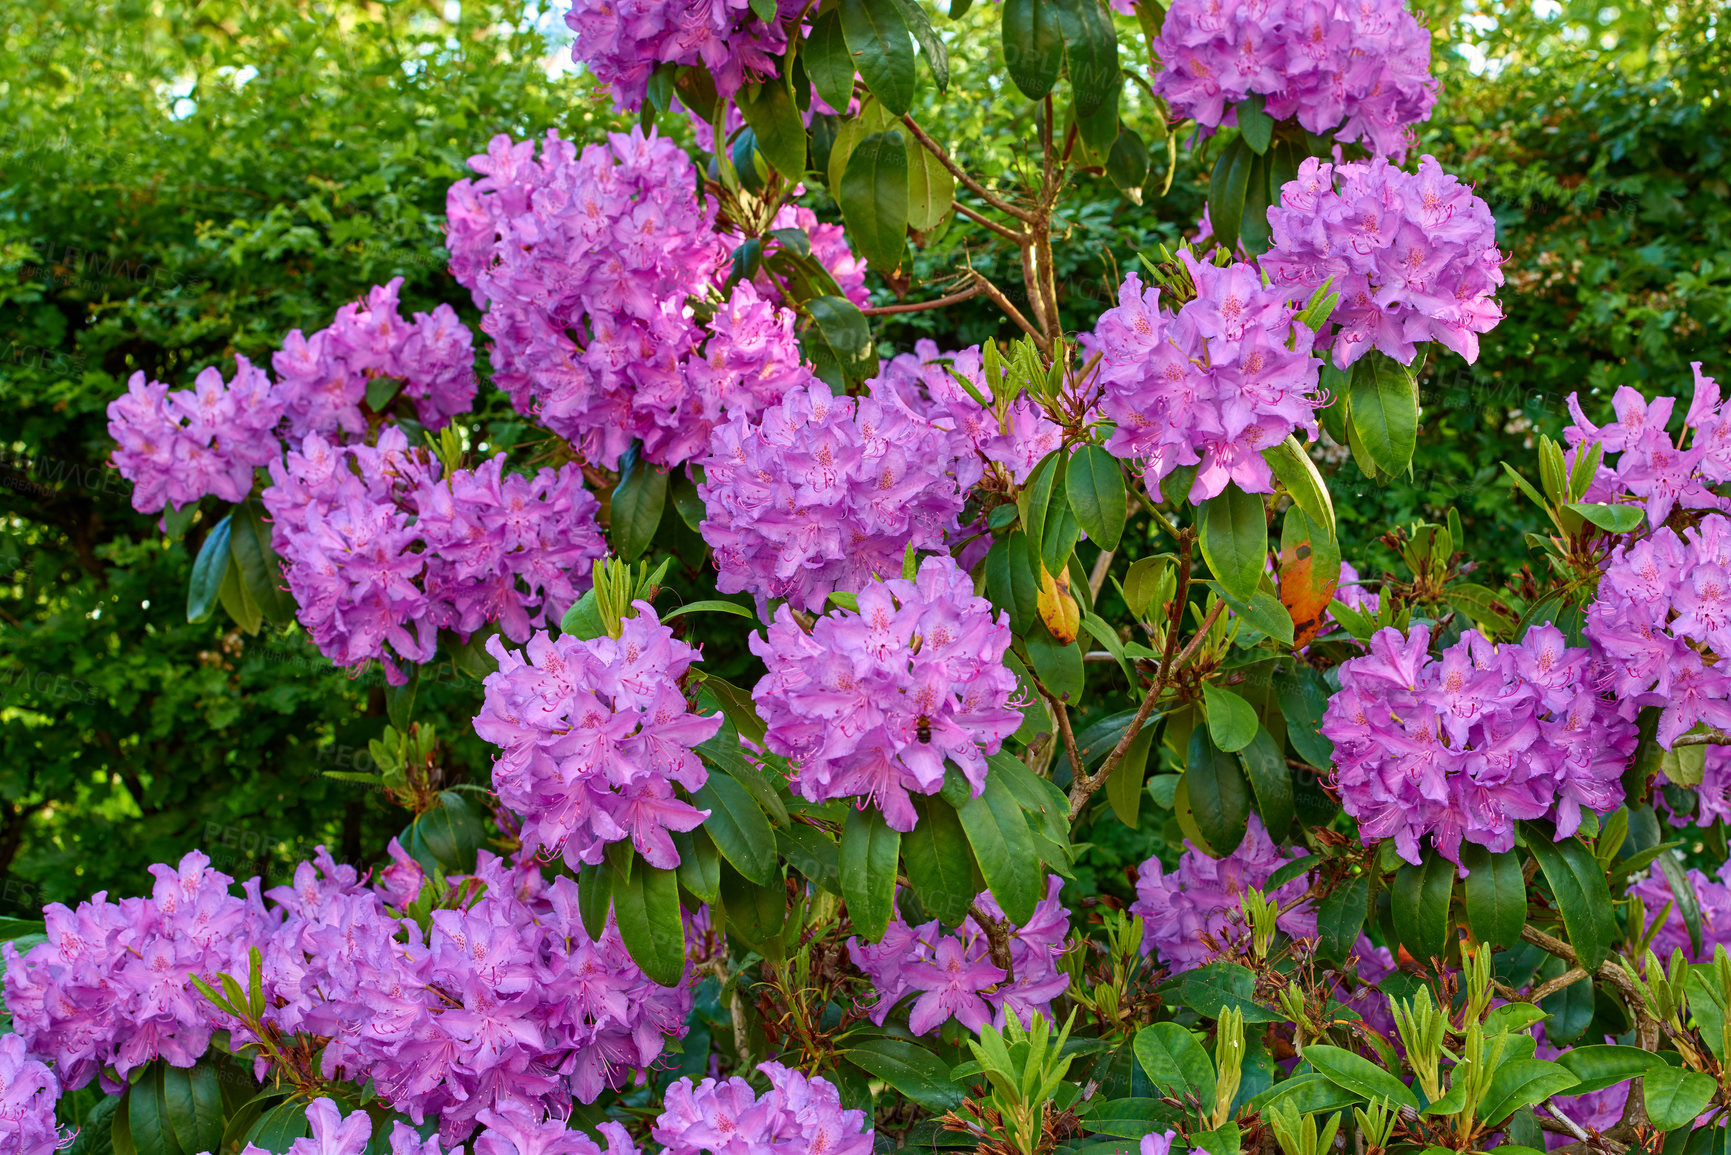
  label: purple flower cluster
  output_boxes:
[263,429,605,683]
[1,852,264,1092]
[750,556,1022,830]
[847,877,1071,1035]
[1092,253,1323,505]
[0,1033,62,1155]
[563,0,805,111]
[1563,369,1731,530]
[474,605,723,871]
[1262,155,1505,369]
[871,339,1064,485]
[449,130,808,469]
[1151,0,1439,160]
[1629,860,1731,965]
[1587,514,1731,747]
[1321,624,1637,866]
[699,384,976,614]
[1131,816,1315,973]
[274,277,476,438]
[654,1062,872,1155]
[273,854,691,1141]
[107,357,282,514]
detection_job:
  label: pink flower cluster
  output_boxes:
[274,277,476,438]
[872,339,1064,485]
[751,556,1022,830]
[699,384,976,614]
[1585,513,1731,749]
[1131,815,1315,973]
[448,130,817,469]
[474,605,723,871]
[1563,369,1731,530]
[1262,156,1505,369]
[263,428,605,683]
[1151,0,1439,160]
[848,877,1071,1035]
[1320,624,1637,866]
[1092,254,1323,505]
[0,1033,61,1155]
[256,852,691,1142]
[1,852,264,1092]
[107,356,282,514]
[563,0,805,111]
[654,1062,872,1155]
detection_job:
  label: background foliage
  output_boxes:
[0,0,1725,909]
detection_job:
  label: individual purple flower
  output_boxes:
[2,852,266,1092]
[563,0,808,111]
[751,555,1022,829]
[448,129,790,469]
[1131,815,1315,973]
[388,1123,444,1155]
[273,277,476,438]
[871,339,1063,486]
[1141,1131,1179,1155]
[0,1033,62,1155]
[1261,155,1505,369]
[1151,0,1439,161]
[1562,369,1731,529]
[1321,624,1637,866]
[699,384,977,614]
[653,1062,872,1155]
[259,1098,372,1155]
[474,605,722,870]
[1092,253,1323,505]
[107,356,282,514]
[473,1102,637,1155]
[847,876,1071,1034]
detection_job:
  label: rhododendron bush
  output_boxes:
[11,2,1731,1155]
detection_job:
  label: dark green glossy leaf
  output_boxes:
[1645,1066,1717,1131]
[888,0,949,91]
[839,131,909,272]
[187,514,231,624]
[1200,682,1257,753]
[1521,821,1616,972]
[843,1038,962,1111]
[1274,666,1334,769]
[1206,137,1252,254]
[1105,127,1150,200]
[1555,1045,1668,1094]
[805,9,857,114]
[1066,445,1127,552]
[1391,850,1455,963]
[1132,1023,1216,1105]
[1236,93,1273,154]
[839,805,901,942]
[1165,961,1282,1022]
[1185,726,1250,856]
[695,773,779,885]
[611,454,668,562]
[1302,1045,1419,1112]
[956,774,1041,924]
[737,79,806,179]
[1316,872,1369,965]
[612,858,686,987]
[1461,844,1526,949]
[1053,0,1118,120]
[1478,1060,1580,1127]
[1199,483,1266,602]
[839,0,917,115]
[1002,0,1063,99]
[1025,623,1084,705]
[1347,350,1420,480]
[161,1063,224,1155]
[229,500,294,628]
[903,794,976,925]
[777,824,840,894]
[1237,726,1292,841]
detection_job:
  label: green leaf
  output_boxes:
[1105,726,1153,829]
[1554,1045,1669,1095]
[695,773,779,885]
[187,514,232,624]
[1084,1099,1182,1139]
[1022,450,1062,569]
[839,805,901,942]
[663,599,756,622]
[1447,582,1521,636]
[1066,445,1128,551]
[803,294,879,390]
[611,453,668,562]
[228,501,292,628]
[1165,961,1282,1022]
[215,1093,287,1155]
[1200,682,1258,753]
[701,674,769,746]
[1238,148,1271,255]
[1053,0,1119,120]
[124,1066,182,1155]
[906,143,956,231]
[903,794,977,925]
[1391,850,1455,963]
[1206,137,1253,254]
[1346,351,1420,479]
[1105,127,1150,201]
[612,858,687,987]
[1237,726,1293,841]
[719,861,787,954]
[1316,872,1369,965]
[844,1038,962,1110]
[887,0,949,92]
[1236,94,1274,154]
[956,773,1041,924]
[1566,501,1645,534]
[1199,484,1267,602]
[1001,0,1063,99]
[161,1064,224,1155]
[1274,666,1334,769]
[777,824,840,894]
[986,531,1039,635]
[1520,821,1616,972]
[1247,1073,1364,1115]
[1266,855,1316,892]
[1461,844,1527,949]
[1263,435,1336,540]
[839,131,910,272]
[405,790,486,874]
[805,10,857,116]
[1185,726,1250,856]
[675,828,722,904]
[1645,1066,1717,1131]
[1040,489,1082,578]
[1657,848,1705,959]
[242,1100,309,1154]
[1133,1022,1217,1105]
[1026,623,1085,705]
[1302,1045,1419,1113]
[839,0,917,114]
[1478,1060,1580,1127]
[738,78,807,179]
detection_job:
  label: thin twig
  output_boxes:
[861,283,985,316]
[899,114,1035,222]
[1527,966,1589,1003]
[968,272,1050,355]
[954,201,1030,243]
